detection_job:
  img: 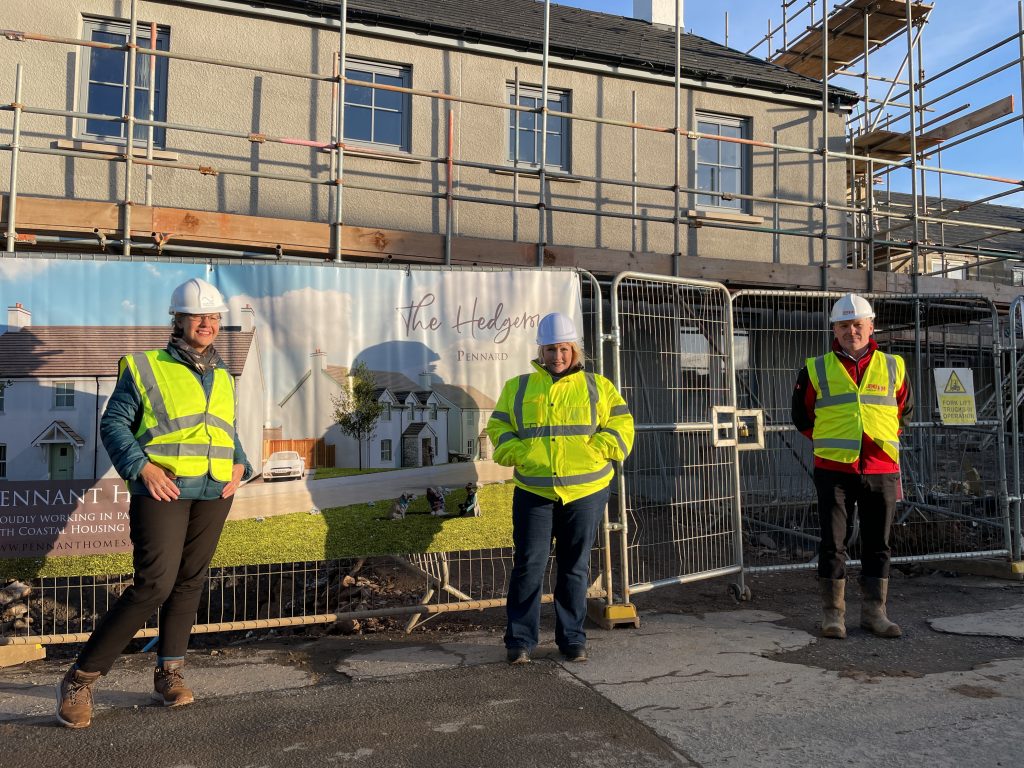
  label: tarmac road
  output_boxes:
[228,461,513,520]
[2,570,1023,768]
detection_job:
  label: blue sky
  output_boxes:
[559,0,1023,206]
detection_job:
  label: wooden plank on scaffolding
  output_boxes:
[771,0,933,80]
[918,95,1015,143]
[4,195,1022,307]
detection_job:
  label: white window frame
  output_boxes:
[381,403,391,421]
[77,17,170,147]
[466,438,475,456]
[507,84,571,171]
[430,405,438,420]
[344,58,411,152]
[0,384,5,413]
[380,439,392,462]
[1013,266,1024,287]
[0,444,6,478]
[695,112,750,213]
[54,381,75,409]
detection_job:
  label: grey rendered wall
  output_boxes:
[0,0,847,266]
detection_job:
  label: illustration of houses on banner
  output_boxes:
[274,350,494,470]
[0,302,266,482]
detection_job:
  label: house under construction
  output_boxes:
[0,0,1019,303]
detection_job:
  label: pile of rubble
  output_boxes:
[0,580,33,636]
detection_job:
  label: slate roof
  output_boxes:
[880,192,1024,256]
[216,0,855,104]
[0,326,255,377]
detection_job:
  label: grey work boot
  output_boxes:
[819,578,847,639]
[153,659,195,707]
[859,576,902,638]
[55,667,102,728]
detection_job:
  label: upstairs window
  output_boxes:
[54,382,75,409]
[345,59,411,151]
[507,85,570,171]
[0,444,6,479]
[696,113,749,212]
[78,18,169,146]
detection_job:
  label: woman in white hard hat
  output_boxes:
[56,277,253,729]
[487,311,634,664]
[791,293,913,642]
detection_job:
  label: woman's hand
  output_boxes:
[140,462,180,502]
[221,463,246,499]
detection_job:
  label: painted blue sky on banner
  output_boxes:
[0,260,583,404]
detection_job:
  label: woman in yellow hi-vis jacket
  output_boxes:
[487,312,634,664]
[56,278,252,729]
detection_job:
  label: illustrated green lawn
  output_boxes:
[0,483,515,580]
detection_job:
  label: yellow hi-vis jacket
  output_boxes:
[486,361,635,503]
[121,350,237,481]
[806,350,905,465]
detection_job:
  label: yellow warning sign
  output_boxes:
[934,368,976,425]
[943,371,967,394]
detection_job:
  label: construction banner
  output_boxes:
[933,367,977,426]
[0,259,582,561]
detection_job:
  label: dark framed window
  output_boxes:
[78,18,169,146]
[0,444,6,478]
[344,59,411,151]
[696,113,749,212]
[507,85,570,170]
[54,382,75,409]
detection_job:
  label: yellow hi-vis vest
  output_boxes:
[806,350,905,465]
[486,361,635,503]
[121,350,237,481]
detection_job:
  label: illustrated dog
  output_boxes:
[458,482,481,517]
[388,492,416,520]
[425,486,450,516]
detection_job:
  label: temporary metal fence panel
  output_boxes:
[0,262,606,645]
[609,273,747,600]
[731,291,1012,574]
[1005,297,1024,562]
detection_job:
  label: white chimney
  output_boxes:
[310,348,326,371]
[418,371,433,391]
[239,303,255,333]
[7,302,31,330]
[634,0,684,28]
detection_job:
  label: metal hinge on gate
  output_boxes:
[711,406,765,450]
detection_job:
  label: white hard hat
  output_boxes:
[536,312,579,346]
[829,293,874,324]
[169,277,229,315]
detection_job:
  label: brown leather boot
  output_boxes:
[55,667,102,728]
[153,659,195,707]
[819,578,847,639]
[860,576,902,638]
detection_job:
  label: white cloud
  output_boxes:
[228,287,355,398]
[0,257,52,281]
[121,299,136,312]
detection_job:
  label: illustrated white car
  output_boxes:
[263,451,306,481]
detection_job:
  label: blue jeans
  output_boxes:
[504,485,610,652]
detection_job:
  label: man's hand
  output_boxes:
[221,463,246,499]
[139,462,180,502]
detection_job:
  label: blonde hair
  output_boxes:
[536,341,585,368]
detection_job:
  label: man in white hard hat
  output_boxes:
[56,277,253,728]
[791,293,913,640]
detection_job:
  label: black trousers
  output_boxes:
[76,494,232,674]
[814,468,898,580]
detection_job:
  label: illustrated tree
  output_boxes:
[331,361,386,470]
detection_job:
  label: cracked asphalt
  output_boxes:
[2,570,1023,767]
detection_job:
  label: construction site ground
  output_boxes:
[2,568,1023,767]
